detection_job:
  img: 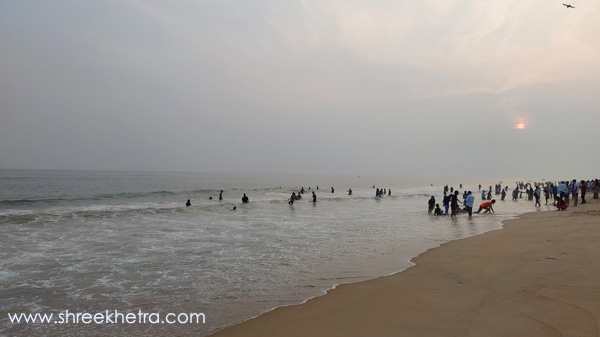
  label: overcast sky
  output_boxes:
[1,0,598,178]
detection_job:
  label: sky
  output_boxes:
[1,0,599,179]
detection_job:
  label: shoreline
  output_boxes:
[210,199,600,337]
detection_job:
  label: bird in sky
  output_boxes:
[562,3,575,8]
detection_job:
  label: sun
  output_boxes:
[516,123,526,130]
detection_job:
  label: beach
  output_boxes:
[4,171,536,336]
[2,170,596,336]
[211,199,600,337]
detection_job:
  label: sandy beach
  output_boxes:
[211,199,600,337]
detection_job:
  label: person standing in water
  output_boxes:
[465,191,475,217]
[242,194,249,203]
[534,186,541,207]
[331,187,334,193]
[428,196,435,214]
[434,204,444,215]
[219,190,223,201]
[450,191,461,217]
[442,193,450,215]
[312,191,317,202]
[186,199,191,207]
[347,188,352,195]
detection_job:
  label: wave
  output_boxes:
[0,187,441,221]
[0,189,219,206]
[0,202,183,223]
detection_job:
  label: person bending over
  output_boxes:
[475,199,496,213]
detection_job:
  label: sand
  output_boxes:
[210,199,600,337]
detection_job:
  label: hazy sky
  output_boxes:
[1,0,599,178]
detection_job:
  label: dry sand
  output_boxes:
[211,199,600,337]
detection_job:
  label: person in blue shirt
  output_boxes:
[465,191,475,217]
[551,184,558,201]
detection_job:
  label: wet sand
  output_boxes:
[211,199,600,337]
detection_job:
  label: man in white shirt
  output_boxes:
[571,179,580,207]
[465,191,475,217]
[557,181,568,200]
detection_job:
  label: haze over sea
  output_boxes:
[1,170,549,336]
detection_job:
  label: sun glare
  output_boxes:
[516,123,526,129]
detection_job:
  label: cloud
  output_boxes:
[1,0,599,175]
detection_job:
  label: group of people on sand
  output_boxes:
[549,179,599,211]
[429,179,599,216]
[507,179,598,211]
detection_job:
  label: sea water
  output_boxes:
[0,170,547,336]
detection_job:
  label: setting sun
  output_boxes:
[516,123,526,129]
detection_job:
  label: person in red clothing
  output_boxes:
[556,198,569,211]
[475,199,496,213]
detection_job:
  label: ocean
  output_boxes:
[0,170,547,336]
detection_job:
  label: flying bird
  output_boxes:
[562,3,575,8]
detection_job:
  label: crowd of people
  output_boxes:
[429,189,495,218]
[429,179,599,216]
[185,184,398,208]
[508,179,599,210]
[184,179,598,213]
